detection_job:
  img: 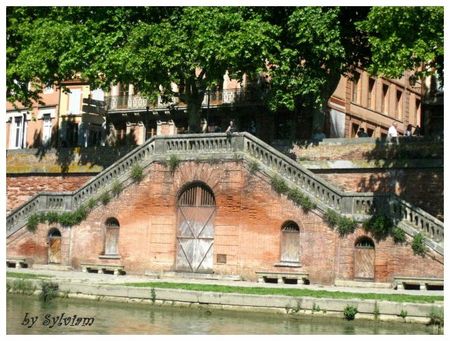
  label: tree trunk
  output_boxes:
[185,75,205,133]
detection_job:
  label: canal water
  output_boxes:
[7,294,438,335]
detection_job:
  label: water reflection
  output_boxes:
[7,294,437,335]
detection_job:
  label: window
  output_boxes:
[396,90,403,120]
[352,72,360,104]
[42,114,52,145]
[104,218,120,256]
[367,78,375,110]
[9,115,25,149]
[415,98,421,124]
[68,89,82,115]
[280,221,300,264]
[381,84,389,114]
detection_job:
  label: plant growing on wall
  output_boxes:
[412,233,426,256]
[287,188,316,212]
[270,175,289,194]
[391,227,406,244]
[131,164,144,182]
[324,209,357,236]
[167,154,180,173]
[111,180,123,197]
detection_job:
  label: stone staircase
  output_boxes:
[6,133,444,256]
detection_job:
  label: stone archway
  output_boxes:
[354,236,375,280]
[176,182,216,273]
[47,228,62,264]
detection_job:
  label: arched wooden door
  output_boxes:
[354,237,375,280]
[176,183,216,273]
[48,228,62,264]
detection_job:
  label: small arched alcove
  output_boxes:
[280,221,300,265]
[47,228,62,264]
[104,217,120,256]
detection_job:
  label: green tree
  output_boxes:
[115,7,279,132]
[356,7,444,82]
[265,7,369,135]
[7,7,279,132]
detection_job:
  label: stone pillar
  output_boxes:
[157,120,177,136]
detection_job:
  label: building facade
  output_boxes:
[6,85,60,149]
[327,69,422,138]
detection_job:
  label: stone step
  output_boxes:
[32,264,73,271]
[144,270,242,281]
[334,279,392,289]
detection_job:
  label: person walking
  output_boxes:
[387,122,399,143]
[225,120,236,135]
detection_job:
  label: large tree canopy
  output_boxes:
[356,6,444,82]
[7,6,444,135]
[7,7,279,132]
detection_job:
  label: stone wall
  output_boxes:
[7,160,443,285]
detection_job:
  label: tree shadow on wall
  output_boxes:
[357,136,443,221]
[32,117,138,174]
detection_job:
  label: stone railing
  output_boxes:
[6,133,444,253]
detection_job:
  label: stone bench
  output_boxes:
[393,276,443,291]
[256,271,309,285]
[81,264,125,276]
[6,258,28,269]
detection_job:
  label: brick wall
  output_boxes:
[7,160,443,285]
[6,175,93,213]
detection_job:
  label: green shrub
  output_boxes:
[270,175,289,194]
[412,233,426,256]
[58,212,74,226]
[343,305,358,321]
[336,216,357,236]
[9,279,35,295]
[363,214,393,240]
[399,309,408,320]
[39,281,59,303]
[111,180,123,197]
[168,154,180,173]
[324,209,341,228]
[248,160,259,174]
[392,227,406,243]
[100,192,111,205]
[427,307,444,327]
[287,188,316,211]
[26,213,40,232]
[131,164,144,182]
[324,209,356,236]
[72,205,87,225]
[45,211,60,224]
[87,197,97,210]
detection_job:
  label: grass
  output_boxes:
[121,282,443,304]
[7,272,53,280]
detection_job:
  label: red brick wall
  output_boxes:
[7,175,93,213]
[7,161,443,284]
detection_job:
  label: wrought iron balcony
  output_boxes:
[104,86,267,112]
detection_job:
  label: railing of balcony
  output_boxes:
[104,86,267,111]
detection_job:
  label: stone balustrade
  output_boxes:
[6,133,444,253]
